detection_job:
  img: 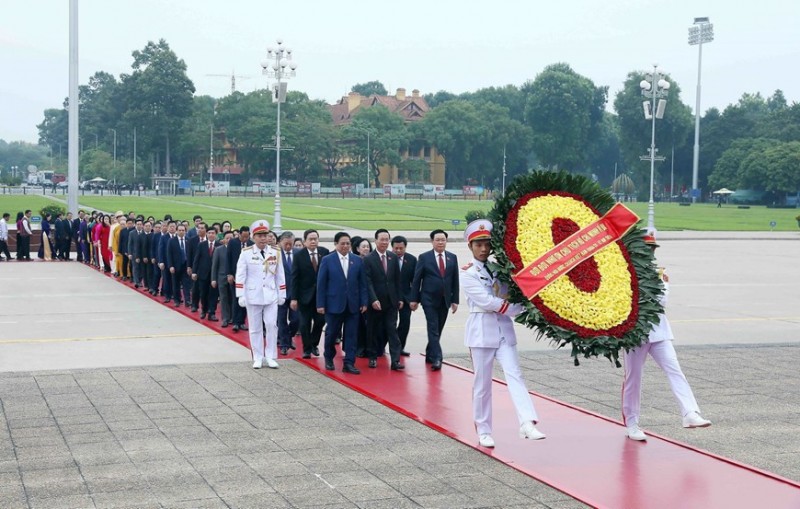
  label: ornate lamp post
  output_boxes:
[688,17,714,202]
[261,39,297,233]
[639,65,670,234]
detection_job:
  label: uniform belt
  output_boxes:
[469,308,493,313]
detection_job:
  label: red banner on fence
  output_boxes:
[511,203,639,299]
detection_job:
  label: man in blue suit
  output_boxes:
[277,231,299,355]
[167,223,191,307]
[158,221,175,302]
[410,229,459,371]
[149,221,163,295]
[317,232,368,374]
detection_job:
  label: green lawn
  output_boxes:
[28,194,800,232]
[0,195,64,217]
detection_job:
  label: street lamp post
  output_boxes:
[261,38,297,233]
[689,17,714,203]
[639,65,670,234]
[350,126,374,193]
[109,128,117,171]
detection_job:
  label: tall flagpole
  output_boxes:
[67,0,79,215]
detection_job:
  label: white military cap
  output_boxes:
[464,219,493,243]
[250,219,270,235]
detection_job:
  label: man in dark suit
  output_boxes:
[317,232,368,374]
[290,229,330,358]
[191,228,219,320]
[150,221,163,295]
[186,222,207,313]
[119,218,134,280]
[140,220,153,291]
[392,235,417,357]
[72,211,84,262]
[277,231,299,355]
[53,213,66,260]
[158,221,176,302]
[62,212,73,260]
[127,218,145,287]
[363,229,405,370]
[186,215,202,239]
[211,230,233,326]
[226,226,253,331]
[167,223,191,307]
[410,229,459,371]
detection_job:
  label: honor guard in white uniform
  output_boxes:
[622,233,711,441]
[235,219,286,369]
[460,219,546,449]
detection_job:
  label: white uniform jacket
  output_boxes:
[460,258,524,348]
[648,276,673,343]
[234,245,286,306]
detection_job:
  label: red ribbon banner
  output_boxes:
[511,203,640,299]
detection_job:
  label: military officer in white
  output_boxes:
[622,233,711,441]
[460,219,545,449]
[235,219,286,369]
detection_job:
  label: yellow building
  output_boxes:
[328,88,446,186]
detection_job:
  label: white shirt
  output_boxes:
[340,254,349,278]
[23,217,32,235]
[0,218,7,241]
[435,250,446,269]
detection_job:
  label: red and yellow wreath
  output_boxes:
[488,171,664,366]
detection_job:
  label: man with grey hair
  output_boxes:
[277,231,299,355]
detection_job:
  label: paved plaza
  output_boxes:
[0,232,798,508]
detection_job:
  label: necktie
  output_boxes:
[311,251,318,271]
[209,243,214,256]
[285,251,292,270]
[381,253,387,274]
[399,256,403,270]
[180,238,185,261]
[260,249,265,258]
[438,253,445,277]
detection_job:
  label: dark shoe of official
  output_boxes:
[163,298,171,303]
[174,301,180,307]
[134,284,139,289]
[302,352,311,359]
[325,360,335,371]
[200,313,206,320]
[240,325,248,331]
[356,352,367,358]
[191,307,198,313]
[185,303,191,309]
[342,364,360,375]
[232,325,239,332]
[425,358,432,364]
[431,361,442,371]
[335,337,342,345]
[400,350,411,357]
[208,315,218,322]
[280,347,288,356]
[368,359,377,368]
[391,362,405,371]
[221,321,228,328]
[289,345,296,350]
[312,347,320,356]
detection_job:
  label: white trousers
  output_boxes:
[622,340,700,426]
[470,343,538,436]
[246,303,278,363]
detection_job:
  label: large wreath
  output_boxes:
[487,171,664,366]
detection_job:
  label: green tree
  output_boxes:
[351,80,387,96]
[423,90,458,108]
[120,39,195,177]
[708,138,779,190]
[346,105,409,187]
[522,63,607,170]
[762,141,800,196]
[214,90,275,180]
[398,158,429,184]
[282,96,338,181]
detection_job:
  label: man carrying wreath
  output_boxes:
[460,219,546,449]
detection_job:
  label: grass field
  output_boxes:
[6,193,799,232]
[0,195,63,217]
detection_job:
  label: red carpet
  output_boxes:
[92,264,800,508]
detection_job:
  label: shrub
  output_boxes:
[465,210,486,223]
[39,204,67,219]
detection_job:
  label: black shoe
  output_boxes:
[289,345,296,350]
[400,351,411,357]
[425,358,432,364]
[208,315,218,322]
[342,364,360,375]
[191,307,198,313]
[280,347,288,356]
[391,362,405,371]
[185,303,191,308]
[240,325,248,331]
[163,298,171,303]
[221,321,229,328]
[200,313,206,320]
[302,352,311,359]
[312,347,320,356]
[368,359,377,368]
[325,360,335,371]
[356,352,367,359]
[431,361,442,371]
[174,301,180,307]
[232,325,239,332]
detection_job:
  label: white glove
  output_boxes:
[278,298,286,306]
[505,303,524,317]
[238,297,247,308]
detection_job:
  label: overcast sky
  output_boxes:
[2,0,798,144]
